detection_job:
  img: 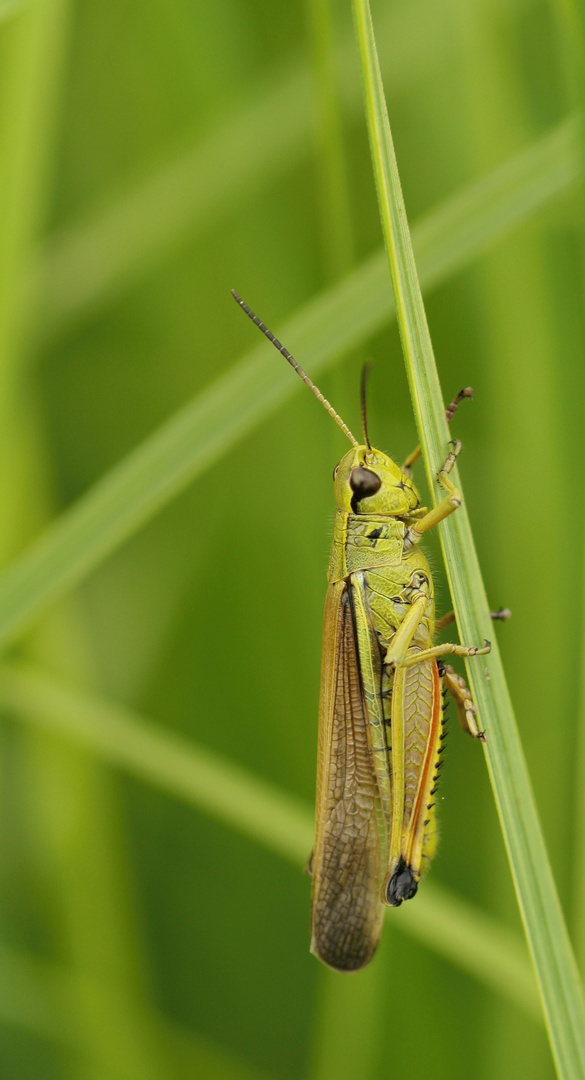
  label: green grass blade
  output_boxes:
[0,943,273,1080]
[34,0,532,338]
[352,0,585,1075]
[0,1,29,23]
[34,61,313,338]
[399,881,542,1023]
[308,961,385,1080]
[0,661,540,1019]
[552,0,585,981]
[0,0,72,566]
[0,4,174,1077]
[0,117,579,652]
[574,548,585,974]
[305,0,354,281]
[0,662,314,865]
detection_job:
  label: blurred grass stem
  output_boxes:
[0,660,540,1021]
[352,0,585,1075]
[0,117,579,652]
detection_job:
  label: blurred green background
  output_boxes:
[0,0,582,1076]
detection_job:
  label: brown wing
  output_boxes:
[310,580,384,972]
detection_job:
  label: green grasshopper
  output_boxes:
[233,290,502,972]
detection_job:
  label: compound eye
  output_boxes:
[349,466,382,501]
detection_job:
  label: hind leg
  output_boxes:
[441,665,485,741]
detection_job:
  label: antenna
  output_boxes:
[231,290,358,446]
[360,363,372,451]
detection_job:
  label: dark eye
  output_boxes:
[350,466,381,503]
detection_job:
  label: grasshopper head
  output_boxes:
[333,445,422,518]
[230,293,425,520]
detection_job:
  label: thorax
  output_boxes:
[328,510,435,650]
[328,510,406,581]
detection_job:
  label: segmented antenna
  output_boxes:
[360,362,372,451]
[231,290,358,446]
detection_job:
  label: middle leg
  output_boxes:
[398,638,491,667]
[435,607,510,632]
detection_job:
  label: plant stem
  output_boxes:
[352,0,585,1075]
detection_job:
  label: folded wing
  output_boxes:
[310,580,384,972]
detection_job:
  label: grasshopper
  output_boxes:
[232,290,504,972]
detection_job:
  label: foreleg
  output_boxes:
[404,441,463,548]
[401,388,473,474]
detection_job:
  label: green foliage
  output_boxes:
[0,0,583,1077]
[352,0,585,1074]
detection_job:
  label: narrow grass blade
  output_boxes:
[0,4,175,1078]
[0,117,579,652]
[0,0,73,568]
[0,943,273,1080]
[552,0,585,981]
[398,880,542,1022]
[305,0,354,281]
[0,661,540,1017]
[0,662,314,865]
[352,0,585,1075]
[573,485,585,975]
[309,961,384,1080]
[0,1,30,22]
[33,63,313,338]
[34,0,534,338]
